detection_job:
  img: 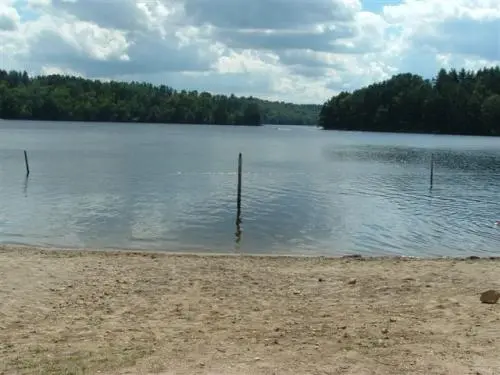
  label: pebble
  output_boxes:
[480,290,500,304]
[347,278,357,285]
[343,254,362,259]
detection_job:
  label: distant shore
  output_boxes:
[1,245,499,375]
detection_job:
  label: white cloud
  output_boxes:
[40,65,82,76]
[1,0,499,104]
[183,0,361,29]
[383,0,500,65]
[0,2,19,31]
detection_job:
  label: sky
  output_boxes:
[0,0,499,104]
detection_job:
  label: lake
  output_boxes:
[0,120,499,257]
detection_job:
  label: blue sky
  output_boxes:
[1,0,499,103]
[362,0,389,12]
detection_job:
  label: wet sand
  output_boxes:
[1,246,499,375]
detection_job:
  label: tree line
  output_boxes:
[319,67,500,136]
[0,70,320,126]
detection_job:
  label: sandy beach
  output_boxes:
[0,246,499,375]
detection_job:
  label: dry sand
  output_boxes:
[0,246,499,375]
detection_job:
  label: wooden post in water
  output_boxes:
[24,150,30,177]
[236,153,242,226]
[429,153,434,189]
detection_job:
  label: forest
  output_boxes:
[319,67,500,136]
[0,70,321,126]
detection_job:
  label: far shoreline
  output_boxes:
[3,118,500,137]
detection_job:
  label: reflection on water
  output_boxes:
[23,175,29,197]
[0,120,499,257]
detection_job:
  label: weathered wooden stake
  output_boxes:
[236,153,242,226]
[430,153,434,189]
[24,150,30,177]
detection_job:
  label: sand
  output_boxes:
[0,246,499,375]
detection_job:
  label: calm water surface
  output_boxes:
[0,120,499,257]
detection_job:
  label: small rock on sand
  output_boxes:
[347,279,357,285]
[480,290,500,304]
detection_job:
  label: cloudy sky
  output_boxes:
[1,0,499,103]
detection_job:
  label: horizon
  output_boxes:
[1,0,499,104]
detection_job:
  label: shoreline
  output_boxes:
[2,244,499,261]
[1,245,499,374]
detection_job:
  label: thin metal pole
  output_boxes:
[24,150,30,176]
[236,153,242,226]
[430,153,434,189]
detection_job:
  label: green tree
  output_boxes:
[481,94,500,135]
[320,67,500,136]
[242,102,261,125]
[0,69,321,126]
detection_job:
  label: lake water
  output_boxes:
[0,120,499,257]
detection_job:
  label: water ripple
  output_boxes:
[0,121,499,257]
